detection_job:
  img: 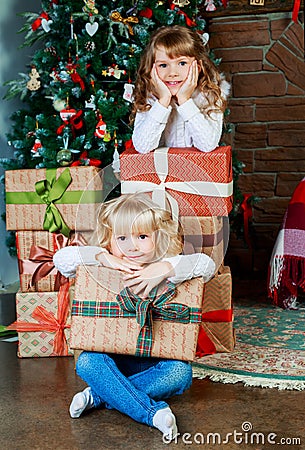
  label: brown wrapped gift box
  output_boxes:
[70,266,205,361]
[8,284,73,358]
[16,231,66,292]
[197,266,235,356]
[181,216,229,270]
[5,166,103,232]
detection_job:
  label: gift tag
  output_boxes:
[85,22,98,36]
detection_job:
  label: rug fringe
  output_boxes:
[192,367,305,391]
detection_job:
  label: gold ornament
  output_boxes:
[172,0,190,6]
[56,148,73,166]
[109,11,139,36]
[83,0,98,15]
[27,67,41,91]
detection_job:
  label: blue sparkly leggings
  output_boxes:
[76,351,192,426]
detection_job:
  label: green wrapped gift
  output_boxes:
[5,166,103,234]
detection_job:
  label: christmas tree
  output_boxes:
[2,0,246,254]
[1,0,224,171]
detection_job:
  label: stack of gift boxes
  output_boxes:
[5,166,103,357]
[119,146,235,358]
[70,146,235,361]
[6,146,234,361]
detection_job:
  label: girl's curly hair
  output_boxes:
[131,25,227,121]
[94,192,183,261]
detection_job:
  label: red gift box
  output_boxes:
[120,146,233,217]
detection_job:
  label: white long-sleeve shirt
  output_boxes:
[53,246,216,284]
[131,81,230,154]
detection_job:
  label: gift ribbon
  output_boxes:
[29,234,69,290]
[116,283,192,357]
[32,11,49,31]
[121,147,233,220]
[26,232,87,289]
[110,11,139,35]
[7,282,71,356]
[292,0,301,22]
[35,168,72,236]
[72,282,202,358]
[196,308,233,357]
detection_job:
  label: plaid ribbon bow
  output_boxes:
[116,282,190,357]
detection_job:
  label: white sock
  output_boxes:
[69,387,94,418]
[152,407,178,441]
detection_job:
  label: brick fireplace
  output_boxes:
[206,10,305,276]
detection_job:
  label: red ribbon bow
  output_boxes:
[196,309,233,356]
[71,151,101,167]
[7,282,71,356]
[169,3,197,27]
[32,11,50,31]
[57,110,84,138]
[28,233,69,290]
[69,69,85,91]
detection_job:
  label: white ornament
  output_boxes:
[205,0,216,11]
[85,22,98,36]
[201,33,210,46]
[41,18,53,32]
[85,95,96,109]
[112,147,120,173]
[53,99,67,112]
[123,83,134,103]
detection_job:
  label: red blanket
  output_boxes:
[268,177,305,309]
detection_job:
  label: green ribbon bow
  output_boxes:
[35,168,72,237]
[116,282,190,357]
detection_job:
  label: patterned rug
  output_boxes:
[193,301,305,390]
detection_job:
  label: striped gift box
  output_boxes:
[181,216,229,271]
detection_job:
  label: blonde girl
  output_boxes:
[131,25,230,154]
[53,193,215,440]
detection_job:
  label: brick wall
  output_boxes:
[208,13,305,276]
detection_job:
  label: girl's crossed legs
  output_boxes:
[71,351,192,439]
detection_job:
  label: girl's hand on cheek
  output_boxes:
[177,60,198,105]
[151,64,171,108]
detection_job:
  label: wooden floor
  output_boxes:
[1,278,305,449]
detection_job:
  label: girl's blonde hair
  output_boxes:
[131,25,227,118]
[95,193,183,261]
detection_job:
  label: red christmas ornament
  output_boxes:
[32,11,50,31]
[94,116,107,138]
[60,108,77,121]
[71,151,101,167]
[57,108,84,138]
[31,138,42,157]
[139,7,153,19]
